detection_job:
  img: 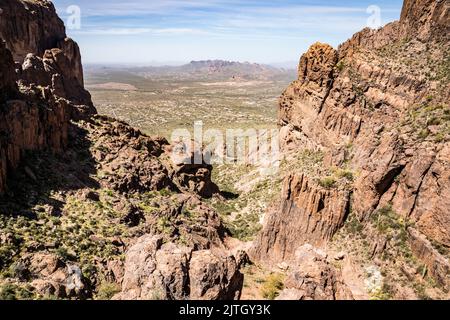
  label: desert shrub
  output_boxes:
[227,212,262,241]
[212,201,236,216]
[156,217,173,234]
[371,205,407,234]
[319,176,337,189]
[0,284,34,300]
[335,169,354,181]
[336,60,346,72]
[413,283,432,300]
[418,129,429,139]
[158,188,173,197]
[261,273,285,300]
[95,282,121,300]
[370,282,393,300]
[346,214,364,235]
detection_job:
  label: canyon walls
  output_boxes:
[252,0,450,294]
[0,0,95,194]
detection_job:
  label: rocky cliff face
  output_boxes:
[0,0,87,99]
[252,0,450,299]
[0,40,70,194]
[0,41,16,100]
[0,0,65,62]
[0,0,96,195]
[252,174,350,265]
[0,0,243,300]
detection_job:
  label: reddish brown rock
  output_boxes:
[250,174,350,265]
[408,228,450,290]
[0,97,69,194]
[279,43,338,134]
[255,0,450,293]
[0,39,17,100]
[189,250,243,300]
[114,235,244,300]
[0,0,95,194]
[20,46,95,117]
[87,116,219,199]
[0,0,66,62]
[277,245,353,300]
[412,144,450,247]
[24,253,88,298]
[399,0,450,42]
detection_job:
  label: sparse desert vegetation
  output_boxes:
[85,65,294,138]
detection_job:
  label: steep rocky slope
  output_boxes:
[251,0,449,299]
[1,0,449,301]
[0,0,243,300]
[0,0,96,195]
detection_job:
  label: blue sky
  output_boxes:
[53,0,404,66]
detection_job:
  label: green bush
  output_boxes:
[261,273,285,300]
[0,284,34,300]
[336,169,354,181]
[336,60,346,72]
[346,215,364,234]
[158,188,173,197]
[319,176,337,189]
[228,212,262,241]
[95,282,121,300]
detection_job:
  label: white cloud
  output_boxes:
[56,0,229,17]
[73,28,152,35]
[152,28,210,35]
[72,27,209,36]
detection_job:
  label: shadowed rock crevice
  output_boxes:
[374,164,406,196]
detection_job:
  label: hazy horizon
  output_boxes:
[83,59,300,70]
[53,0,404,65]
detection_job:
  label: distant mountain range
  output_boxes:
[85,60,296,82]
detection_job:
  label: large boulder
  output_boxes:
[114,235,244,300]
[21,253,89,298]
[277,245,353,300]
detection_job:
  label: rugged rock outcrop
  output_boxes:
[276,245,353,300]
[0,0,66,63]
[0,0,230,301]
[25,253,88,298]
[114,235,244,300]
[251,174,350,264]
[0,96,69,193]
[338,0,449,56]
[0,40,17,100]
[0,113,227,299]
[399,0,450,42]
[0,37,71,193]
[166,140,220,198]
[86,115,220,199]
[253,0,450,297]
[0,0,95,194]
[408,228,450,288]
[20,46,94,115]
[0,0,91,107]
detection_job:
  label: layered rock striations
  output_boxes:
[0,0,66,62]
[0,0,96,195]
[252,0,450,298]
[0,0,242,300]
[252,174,350,265]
